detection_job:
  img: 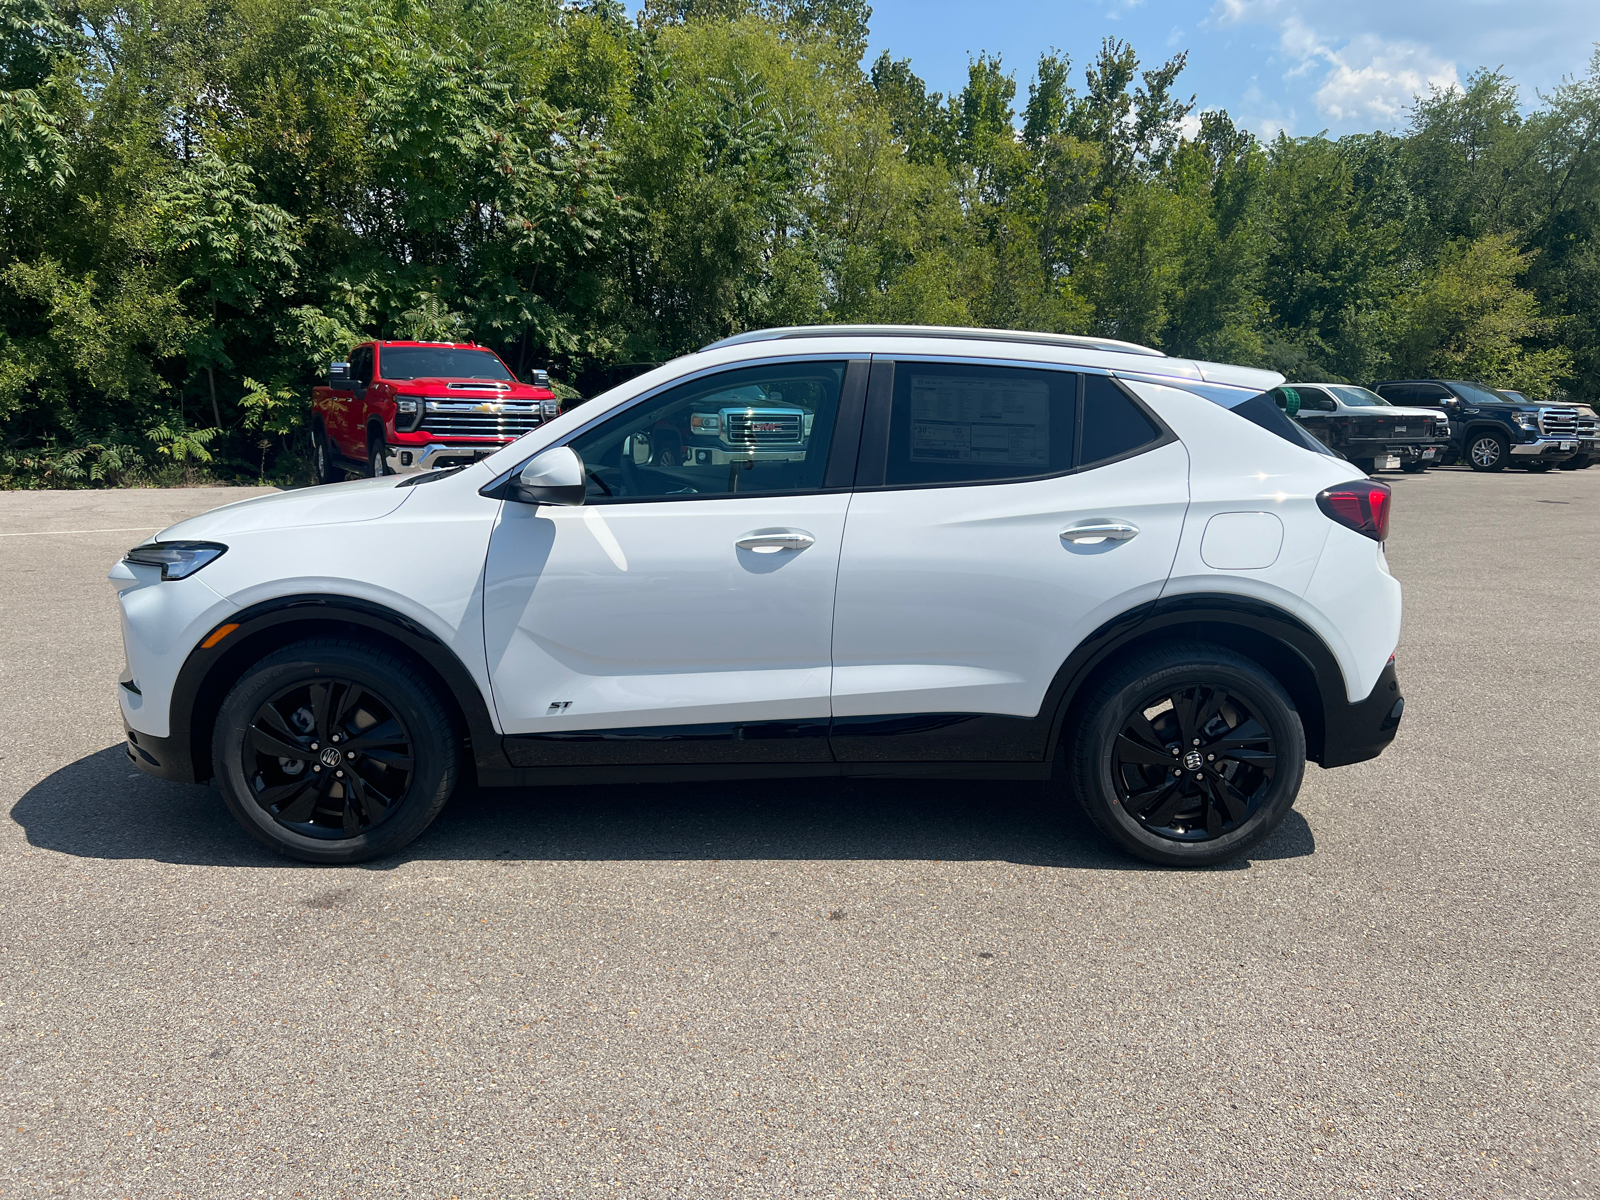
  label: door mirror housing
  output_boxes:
[511,445,586,506]
[328,361,351,390]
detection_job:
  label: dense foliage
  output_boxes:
[3,0,1598,486]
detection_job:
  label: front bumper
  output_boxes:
[1510,436,1579,458]
[1318,658,1403,768]
[384,442,506,474]
[123,718,200,784]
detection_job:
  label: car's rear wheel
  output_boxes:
[1468,432,1509,471]
[212,639,460,864]
[1066,644,1306,867]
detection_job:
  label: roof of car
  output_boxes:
[705,324,1166,358]
[693,324,1284,393]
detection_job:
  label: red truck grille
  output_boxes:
[421,401,543,439]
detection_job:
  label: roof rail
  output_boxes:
[702,324,1167,358]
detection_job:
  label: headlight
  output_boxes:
[396,399,418,413]
[123,541,227,580]
[542,400,560,419]
[1513,411,1539,428]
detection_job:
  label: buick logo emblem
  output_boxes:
[320,746,343,768]
[1183,750,1203,771]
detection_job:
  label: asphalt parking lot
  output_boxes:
[1,467,1597,1199]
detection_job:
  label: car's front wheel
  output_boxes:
[368,438,391,477]
[212,639,460,864]
[1067,644,1306,867]
[1468,432,1509,471]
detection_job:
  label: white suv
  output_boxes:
[112,326,1404,868]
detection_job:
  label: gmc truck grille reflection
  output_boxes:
[422,401,544,438]
[724,409,805,445]
[1539,408,1580,437]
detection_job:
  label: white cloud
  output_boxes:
[1314,34,1459,122]
[1209,1,1460,127]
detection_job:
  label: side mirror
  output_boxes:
[511,446,586,506]
[328,361,351,390]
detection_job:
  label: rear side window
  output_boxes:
[1080,374,1161,466]
[884,363,1075,486]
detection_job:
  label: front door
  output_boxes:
[482,359,865,766]
[829,360,1189,761]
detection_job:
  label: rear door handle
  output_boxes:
[1060,521,1139,544]
[736,530,816,554]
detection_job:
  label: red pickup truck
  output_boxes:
[311,340,560,482]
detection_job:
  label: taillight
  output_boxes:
[1317,479,1391,542]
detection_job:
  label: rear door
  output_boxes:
[828,359,1188,763]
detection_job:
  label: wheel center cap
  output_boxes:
[320,746,343,768]
[1183,750,1203,771]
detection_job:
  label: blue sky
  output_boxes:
[862,0,1600,138]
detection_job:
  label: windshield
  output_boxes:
[379,346,513,382]
[1327,385,1390,408]
[1449,381,1512,406]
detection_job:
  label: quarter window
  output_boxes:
[1080,374,1162,465]
[569,362,845,503]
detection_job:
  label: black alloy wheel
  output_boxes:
[244,678,413,839]
[1067,644,1306,867]
[1110,682,1278,842]
[1468,432,1509,472]
[213,639,459,863]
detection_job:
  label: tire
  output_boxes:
[1349,457,1377,475]
[368,437,390,477]
[1400,458,1428,473]
[312,428,335,486]
[1467,432,1509,472]
[1066,644,1306,868]
[211,638,460,864]
[1558,455,1591,471]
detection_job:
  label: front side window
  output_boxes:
[379,346,513,381]
[884,363,1075,486]
[350,345,374,387]
[570,362,845,503]
[1448,381,1508,406]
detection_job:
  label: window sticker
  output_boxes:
[908,375,1051,464]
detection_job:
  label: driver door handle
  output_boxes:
[736,530,815,554]
[1060,521,1139,544]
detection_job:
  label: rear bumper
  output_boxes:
[1345,439,1448,459]
[1319,658,1403,768]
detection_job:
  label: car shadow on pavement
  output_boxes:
[10,744,1315,872]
